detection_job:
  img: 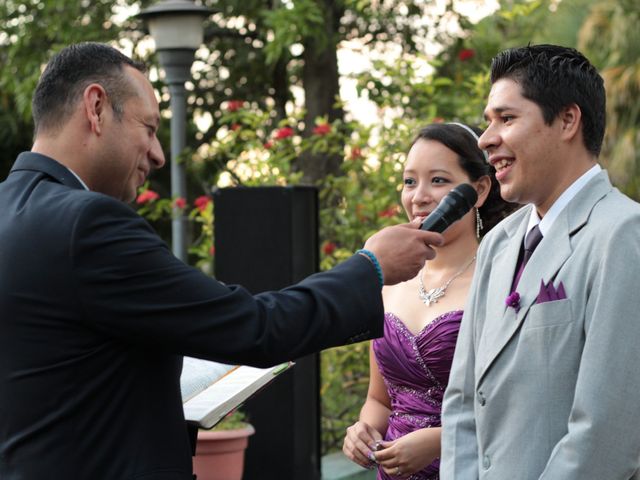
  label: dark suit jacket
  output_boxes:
[0,152,383,479]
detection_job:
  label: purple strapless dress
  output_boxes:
[372,311,462,480]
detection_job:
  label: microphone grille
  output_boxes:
[452,183,478,207]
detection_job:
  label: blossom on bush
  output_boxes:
[350,146,363,160]
[136,189,159,204]
[322,241,337,256]
[313,123,331,136]
[194,195,212,213]
[378,206,400,218]
[264,140,274,149]
[274,126,294,140]
[432,117,445,123]
[458,49,475,61]
[230,123,241,131]
[227,100,244,112]
[174,197,187,209]
[209,245,215,257]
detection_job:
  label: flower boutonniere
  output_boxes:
[505,291,521,312]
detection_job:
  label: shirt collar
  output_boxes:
[66,167,90,191]
[525,163,602,238]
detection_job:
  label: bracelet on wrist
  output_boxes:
[356,249,384,288]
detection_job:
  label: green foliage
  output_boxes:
[262,0,327,65]
[578,0,640,200]
[209,409,248,431]
[4,0,639,458]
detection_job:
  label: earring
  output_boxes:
[475,207,483,239]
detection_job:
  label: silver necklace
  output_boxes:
[418,255,476,306]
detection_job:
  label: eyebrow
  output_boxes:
[403,168,451,176]
[483,105,514,120]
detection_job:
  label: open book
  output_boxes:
[181,357,292,429]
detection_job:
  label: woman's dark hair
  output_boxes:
[411,123,519,233]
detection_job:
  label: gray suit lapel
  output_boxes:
[476,170,612,386]
[476,211,529,381]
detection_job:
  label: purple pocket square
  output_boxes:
[537,280,566,303]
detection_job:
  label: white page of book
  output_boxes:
[180,357,236,403]
[181,360,292,429]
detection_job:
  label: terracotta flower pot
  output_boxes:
[193,425,255,480]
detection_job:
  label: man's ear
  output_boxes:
[474,174,492,208]
[83,83,109,135]
[559,103,582,142]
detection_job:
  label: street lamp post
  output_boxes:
[138,0,212,262]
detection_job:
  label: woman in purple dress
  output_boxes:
[342,123,516,479]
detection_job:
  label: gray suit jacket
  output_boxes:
[441,171,640,479]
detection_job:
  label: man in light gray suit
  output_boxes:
[441,44,640,479]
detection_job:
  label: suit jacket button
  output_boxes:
[483,455,491,469]
[478,391,486,406]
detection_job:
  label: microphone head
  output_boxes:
[449,183,478,212]
[419,183,478,233]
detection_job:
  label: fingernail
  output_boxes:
[367,451,377,462]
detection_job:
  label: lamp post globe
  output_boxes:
[137,0,212,261]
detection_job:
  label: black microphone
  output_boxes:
[419,183,478,233]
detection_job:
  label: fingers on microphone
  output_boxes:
[423,231,444,247]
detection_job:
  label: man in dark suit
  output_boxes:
[0,43,442,479]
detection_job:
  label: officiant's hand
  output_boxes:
[363,221,443,285]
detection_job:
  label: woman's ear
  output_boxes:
[474,175,492,208]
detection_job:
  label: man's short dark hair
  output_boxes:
[490,44,605,157]
[32,42,146,136]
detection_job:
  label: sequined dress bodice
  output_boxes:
[372,311,463,480]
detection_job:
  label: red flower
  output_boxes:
[136,190,159,204]
[227,100,244,112]
[209,245,215,257]
[174,197,187,209]
[458,49,475,61]
[350,146,363,160]
[194,195,212,213]
[322,242,337,256]
[264,140,274,149]
[432,117,445,123]
[313,123,331,136]
[230,123,241,131]
[378,206,399,218]
[274,127,294,140]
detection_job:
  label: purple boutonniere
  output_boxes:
[505,291,521,312]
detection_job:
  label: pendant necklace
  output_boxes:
[418,255,476,306]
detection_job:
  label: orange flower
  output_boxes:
[136,190,159,204]
[350,146,363,160]
[378,206,399,218]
